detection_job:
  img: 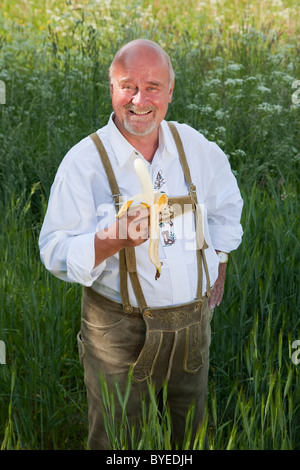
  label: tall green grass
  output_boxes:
[75,182,300,451]
[0,0,299,450]
[208,181,300,450]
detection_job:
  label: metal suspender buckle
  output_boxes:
[112,193,124,207]
[188,182,197,194]
[187,182,198,207]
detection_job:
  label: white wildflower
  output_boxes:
[257,86,271,93]
[257,103,283,113]
[224,78,244,86]
[199,105,213,113]
[186,103,199,111]
[227,63,244,72]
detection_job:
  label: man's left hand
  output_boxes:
[208,263,227,310]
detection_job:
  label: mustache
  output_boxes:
[124,104,156,113]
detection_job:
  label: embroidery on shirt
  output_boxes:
[154,170,165,190]
[162,230,176,246]
[156,169,176,247]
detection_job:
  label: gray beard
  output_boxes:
[123,118,157,136]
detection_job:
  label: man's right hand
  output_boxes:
[93,205,150,268]
[117,205,150,247]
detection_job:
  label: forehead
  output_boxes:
[113,47,170,84]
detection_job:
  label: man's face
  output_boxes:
[110,47,174,140]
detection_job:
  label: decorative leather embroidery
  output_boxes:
[184,324,203,373]
[145,309,198,331]
[133,331,163,382]
[154,170,165,190]
[133,303,205,381]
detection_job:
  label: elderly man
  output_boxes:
[39,39,243,449]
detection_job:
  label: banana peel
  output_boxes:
[116,158,168,280]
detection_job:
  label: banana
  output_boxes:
[116,158,168,280]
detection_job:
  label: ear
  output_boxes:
[110,82,113,97]
[168,80,175,103]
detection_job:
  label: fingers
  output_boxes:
[208,282,224,309]
[209,263,227,309]
[127,205,149,222]
[128,218,149,241]
[209,291,221,310]
[127,203,147,215]
[119,206,150,246]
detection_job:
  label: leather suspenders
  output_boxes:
[89,122,211,314]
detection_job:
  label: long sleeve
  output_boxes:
[176,122,243,255]
[205,141,244,252]
[39,144,107,285]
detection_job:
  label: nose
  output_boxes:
[131,88,148,107]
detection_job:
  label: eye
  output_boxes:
[120,84,134,91]
[119,84,133,91]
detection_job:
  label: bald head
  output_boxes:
[109,39,175,87]
[109,39,175,142]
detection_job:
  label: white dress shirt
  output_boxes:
[39,114,243,307]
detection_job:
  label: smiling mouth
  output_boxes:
[125,104,154,116]
[129,109,152,116]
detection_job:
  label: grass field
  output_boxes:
[0,0,299,450]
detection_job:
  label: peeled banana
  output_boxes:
[116,158,168,279]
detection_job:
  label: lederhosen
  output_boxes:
[79,122,213,449]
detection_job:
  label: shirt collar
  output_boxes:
[159,120,179,161]
[107,113,136,167]
[107,113,178,167]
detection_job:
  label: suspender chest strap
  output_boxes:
[167,123,207,252]
[89,123,211,314]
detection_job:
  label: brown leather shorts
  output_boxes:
[78,287,213,449]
